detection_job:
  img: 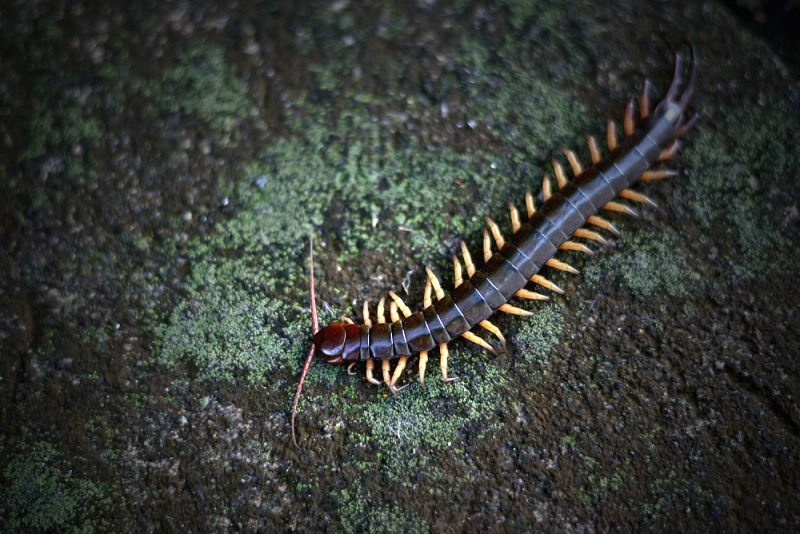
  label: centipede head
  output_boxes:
[314,321,363,365]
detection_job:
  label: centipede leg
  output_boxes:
[388,291,413,393]
[382,360,392,387]
[640,78,651,119]
[418,350,429,386]
[389,358,410,393]
[363,299,381,385]
[439,342,458,382]
[461,330,495,353]
[426,267,460,383]
[366,360,380,384]
[624,97,636,135]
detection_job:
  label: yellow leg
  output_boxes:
[483,228,492,262]
[619,188,658,209]
[515,288,548,300]
[559,240,594,255]
[439,342,458,382]
[497,303,534,316]
[572,228,609,246]
[461,241,476,277]
[546,257,580,274]
[365,359,381,384]
[452,255,464,288]
[586,135,601,165]
[363,297,385,385]
[388,291,412,319]
[640,79,651,119]
[602,201,638,218]
[485,217,505,249]
[386,292,412,392]
[479,319,506,346]
[542,175,553,201]
[640,169,678,181]
[530,274,564,294]
[509,202,521,232]
[425,267,445,301]
[561,148,583,176]
[362,300,371,325]
[418,350,429,386]
[525,190,536,217]
[658,141,679,161]
[461,331,495,354]
[551,158,568,188]
[586,215,620,236]
[382,359,391,386]
[624,97,636,136]
[377,297,386,323]
[389,356,409,394]
[607,119,618,150]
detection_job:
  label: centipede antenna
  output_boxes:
[291,235,320,448]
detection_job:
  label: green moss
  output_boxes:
[639,468,724,526]
[456,33,590,165]
[352,357,507,449]
[12,19,102,187]
[155,256,307,384]
[337,479,429,533]
[583,229,701,299]
[149,43,261,135]
[336,355,507,487]
[580,463,626,506]
[22,97,103,163]
[512,302,566,383]
[1,441,112,532]
[683,96,800,281]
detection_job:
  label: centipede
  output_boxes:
[291,48,698,446]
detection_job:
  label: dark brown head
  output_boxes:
[313,321,362,365]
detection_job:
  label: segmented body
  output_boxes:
[292,48,697,445]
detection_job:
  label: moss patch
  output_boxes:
[583,229,701,299]
[683,96,800,281]
[148,43,262,137]
[337,479,429,533]
[349,356,508,457]
[512,301,566,383]
[1,441,113,532]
